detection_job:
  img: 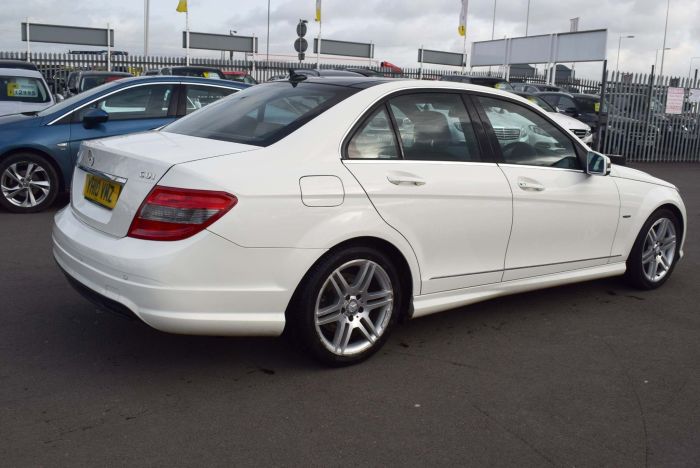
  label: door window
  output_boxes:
[388,93,482,162]
[347,107,399,159]
[478,96,580,169]
[558,96,577,114]
[185,85,236,114]
[76,84,175,121]
[539,94,559,108]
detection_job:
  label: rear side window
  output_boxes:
[388,93,482,162]
[185,85,236,114]
[165,82,357,146]
[0,75,50,103]
[347,107,399,159]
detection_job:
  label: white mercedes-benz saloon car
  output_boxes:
[53,77,687,365]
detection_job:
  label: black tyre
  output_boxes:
[0,153,59,213]
[625,208,681,290]
[290,246,404,366]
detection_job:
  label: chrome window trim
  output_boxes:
[497,163,584,174]
[343,160,496,167]
[47,81,240,126]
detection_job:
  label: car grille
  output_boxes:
[493,127,521,140]
[571,129,588,138]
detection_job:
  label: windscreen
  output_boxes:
[521,94,555,112]
[80,75,129,92]
[164,81,358,146]
[1,76,50,103]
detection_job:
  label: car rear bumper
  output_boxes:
[53,207,325,336]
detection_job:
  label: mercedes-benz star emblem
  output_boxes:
[86,151,95,167]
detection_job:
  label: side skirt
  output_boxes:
[411,262,626,318]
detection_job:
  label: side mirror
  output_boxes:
[53,94,64,103]
[586,151,611,176]
[82,108,109,129]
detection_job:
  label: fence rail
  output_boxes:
[2,51,698,162]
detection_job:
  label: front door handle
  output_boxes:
[517,178,545,192]
[387,173,426,186]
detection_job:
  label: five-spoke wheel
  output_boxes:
[626,208,681,289]
[291,246,403,365]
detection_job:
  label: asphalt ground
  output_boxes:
[1,164,698,467]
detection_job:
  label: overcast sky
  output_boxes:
[2,0,699,79]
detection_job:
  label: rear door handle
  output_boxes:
[387,173,426,186]
[517,178,545,192]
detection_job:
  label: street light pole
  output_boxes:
[266,0,270,62]
[615,34,634,73]
[525,0,531,36]
[659,0,670,77]
[655,48,671,72]
[689,56,700,81]
[491,0,497,40]
[143,0,149,56]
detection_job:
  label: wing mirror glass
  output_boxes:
[82,108,109,129]
[586,151,611,176]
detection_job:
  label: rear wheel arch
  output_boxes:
[1,148,66,192]
[286,236,415,326]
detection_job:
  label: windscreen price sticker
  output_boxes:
[7,81,39,98]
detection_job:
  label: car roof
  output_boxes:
[285,76,400,88]
[0,60,39,71]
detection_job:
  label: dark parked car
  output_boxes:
[0,76,248,213]
[64,71,133,97]
[439,75,514,91]
[537,92,603,131]
[143,66,226,80]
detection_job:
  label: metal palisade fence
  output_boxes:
[600,71,700,162]
[2,51,698,162]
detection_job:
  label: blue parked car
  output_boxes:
[0,75,249,213]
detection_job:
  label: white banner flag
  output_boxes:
[458,0,468,36]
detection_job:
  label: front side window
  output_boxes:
[77,84,175,121]
[0,76,50,103]
[388,93,482,162]
[347,107,399,159]
[165,82,357,146]
[478,96,580,169]
[185,85,236,114]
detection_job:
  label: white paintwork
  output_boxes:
[548,112,593,144]
[53,79,688,337]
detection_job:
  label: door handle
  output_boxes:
[387,174,426,186]
[517,178,545,192]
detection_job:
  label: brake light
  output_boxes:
[127,186,237,241]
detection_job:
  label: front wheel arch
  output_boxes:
[1,148,66,192]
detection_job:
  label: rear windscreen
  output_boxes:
[1,76,50,103]
[164,81,358,146]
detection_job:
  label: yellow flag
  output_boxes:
[315,0,321,22]
[458,0,468,37]
[176,0,188,13]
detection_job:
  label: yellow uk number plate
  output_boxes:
[83,173,122,209]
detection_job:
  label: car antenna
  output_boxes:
[288,68,307,86]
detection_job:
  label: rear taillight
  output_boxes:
[128,186,237,241]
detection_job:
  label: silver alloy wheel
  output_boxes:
[641,217,677,283]
[314,259,394,356]
[1,161,51,208]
